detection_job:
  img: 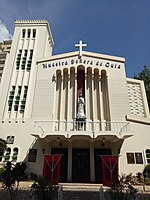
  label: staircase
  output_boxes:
[59,183,101,200]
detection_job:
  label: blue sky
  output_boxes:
[0,0,150,77]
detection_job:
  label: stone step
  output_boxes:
[59,183,101,200]
[59,183,103,191]
[63,191,100,200]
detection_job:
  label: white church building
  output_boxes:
[0,20,150,184]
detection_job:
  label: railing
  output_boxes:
[33,120,130,134]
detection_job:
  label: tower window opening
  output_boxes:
[27,29,31,38]
[24,50,28,57]
[22,29,25,38]
[33,29,36,38]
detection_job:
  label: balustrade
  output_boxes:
[33,121,130,134]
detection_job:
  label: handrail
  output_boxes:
[33,120,130,133]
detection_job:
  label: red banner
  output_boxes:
[43,154,62,185]
[101,156,119,186]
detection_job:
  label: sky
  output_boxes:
[0,0,150,77]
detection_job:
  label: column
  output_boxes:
[99,72,105,130]
[69,68,75,130]
[66,72,70,130]
[74,68,77,119]
[67,141,72,182]
[90,142,95,182]
[94,70,101,131]
[91,70,95,131]
[101,71,110,130]
[85,70,88,127]
[59,72,64,130]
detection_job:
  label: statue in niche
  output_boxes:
[76,93,86,130]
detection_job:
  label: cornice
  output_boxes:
[15,20,49,24]
[15,20,54,47]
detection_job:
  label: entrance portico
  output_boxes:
[32,124,132,183]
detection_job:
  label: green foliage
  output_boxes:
[13,162,28,186]
[109,174,127,200]
[143,164,150,184]
[31,183,59,200]
[0,161,27,200]
[0,138,7,152]
[30,175,59,200]
[109,174,138,200]
[0,162,15,190]
[134,65,150,109]
[28,172,38,182]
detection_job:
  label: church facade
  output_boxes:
[0,20,150,184]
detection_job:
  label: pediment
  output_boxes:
[37,51,125,64]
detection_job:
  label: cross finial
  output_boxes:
[75,40,87,57]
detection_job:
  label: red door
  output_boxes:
[101,156,119,186]
[43,154,62,185]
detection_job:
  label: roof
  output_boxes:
[37,50,125,64]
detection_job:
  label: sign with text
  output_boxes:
[42,57,121,70]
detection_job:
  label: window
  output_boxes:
[27,29,31,38]
[20,86,28,113]
[12,147,18,161]
[28,149,37,162]
[24,49,28,57]
[29,49,33,59]
[18,86,22,95]
[16,50,22,70]
[146,149,150,164]
[126,152,143,164]
[6,136,14,144]
[8,86,15,111]
[135,153,143,164]
[24,86,28,94]
[33,29,36,38]
[22,29,26,38]
[4,147,11,162]
[126,153,135,164]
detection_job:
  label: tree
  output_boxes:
[134,65,150,109]
[0,138,6,152]
[0,161,27,200]
[0,138,7,161]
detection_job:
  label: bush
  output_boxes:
[143,164,150,184]
[0,161,28,200]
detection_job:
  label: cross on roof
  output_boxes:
[75,40,87,57]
